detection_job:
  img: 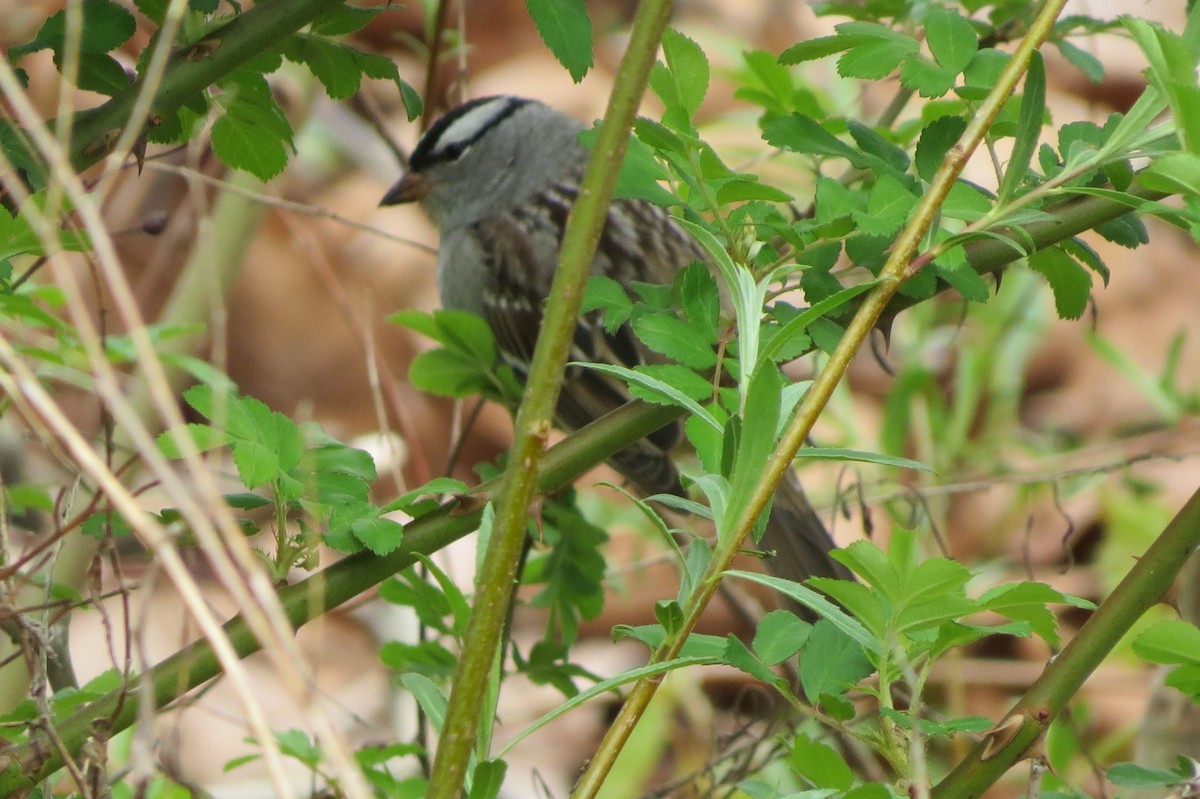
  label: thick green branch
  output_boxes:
[933,484,1200,799]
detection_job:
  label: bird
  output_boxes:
[381,95,851,591]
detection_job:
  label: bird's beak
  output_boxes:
[380,171,430,206]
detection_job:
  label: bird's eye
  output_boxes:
[439,141,470,161]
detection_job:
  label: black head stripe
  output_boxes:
[409,96,532,171]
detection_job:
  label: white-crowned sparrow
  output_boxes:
[382,95,850,586]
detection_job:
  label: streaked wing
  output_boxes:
[468,181,706,493]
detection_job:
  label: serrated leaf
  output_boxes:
[915,115,967,182]
[157,423,230,458]
[310,4,384,35]
[779,34,866,64]
[753,610,812,665]
[63,52,130,96]
[1029,247,1091,319]
[934,248,990,302]
[409,348,495,398]
[1132,619,1200,665]
[211,106,290,180]
[525,0,592,82]
[631,312,717,369]
[925,7,977,74]
[839,37,919,80]
[798,619,875,706]
[657,28,709,124]
[723,634,782,686]
[352,515,405,555]
[853,174,917,235]
[846,120,909,171]
[580,275,634,332]
[281,34,362,99]
[762,113,860,164]
[900,55,957,98]
[24,0,136,55]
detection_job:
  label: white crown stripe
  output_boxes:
[432,97,517,157]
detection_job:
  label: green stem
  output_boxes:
[933,484,1200,799]
[64,0,343,173]
[424,3,675,795]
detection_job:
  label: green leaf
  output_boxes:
[1054,39,1104,83]
[853,174,917,236]
[468,760,507,799]
[837,24,919,79]
[581,275,634,331]
[653,28,709,127]
[310,4,384,35]
[1028,247,1092,320]
[924,7,977,74]
[392,309,496,363]
[979,582,1072,648]
[722,634,782,686]
[1139,151,1200,198]
[280,34,363,99]
[1125,17,1200,153]
[722,366,781,540]
[525,0,593,82]
[409,348,496,398]
[727,571,878,653]
[1133,619,1200,665]
[779,33,865,65]
[752,610,812,665]
[934,247,991,302]
[400,674,448,732]
[998,53,1045,202]
[678,261,719,343]
[632,364,713,402]
[581,126,676,205]
[847,120,910,171]
[899,55,957,99]
[1107,763,1189,788]
[19,0,136,56]
[211,94,292,180]
[1166,664,1200,696]
[580,362,721,430]
[793,447,933,472]
[798,619,874,706]
[65,53,130,96]
[790,733,855,790]
[631,312,717,369]
[915,115,967,182]
[156,423,230,458]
